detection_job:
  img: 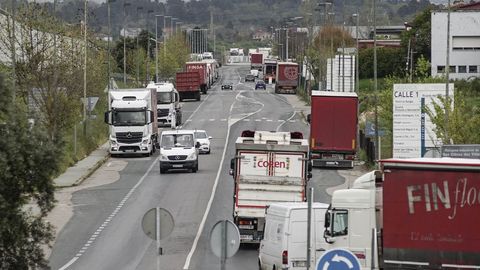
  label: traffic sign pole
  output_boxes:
[306,187,313,270]
[156,207,161,270]
[220,220,227,270]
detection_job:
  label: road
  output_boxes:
[49,64,348,270]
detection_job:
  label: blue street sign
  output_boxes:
[365,121,385,137]
[317,249,361,270]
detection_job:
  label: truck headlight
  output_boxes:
[110,140,118,146]
[187,152,197,160]
[160,154,168,161]
[201,142,208,146]
[142,137,149,144]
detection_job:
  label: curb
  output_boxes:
[73,154,110,187]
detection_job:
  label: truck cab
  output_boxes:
[105,88,158,156]
[147,82,182,128]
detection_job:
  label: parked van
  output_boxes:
[159,130,199,174]
[258,203,329,270]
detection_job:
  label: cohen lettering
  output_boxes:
[257,160,286,168]
[407,178,480,220]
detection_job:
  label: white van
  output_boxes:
[258,203,329,270]
[159,130,199,174]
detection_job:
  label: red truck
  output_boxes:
[308,91,358,168]
[323,158,480,269]
[185,62,209,94]
[275,62,298,94]
[250,53,263,71]
[175,72,201,101]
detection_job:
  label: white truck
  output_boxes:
[146,82,182,128]
[229,130,312,243]
[104,88,158,156]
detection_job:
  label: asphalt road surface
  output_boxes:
[49,64,347,270]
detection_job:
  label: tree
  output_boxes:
[0,73,62,269]
[157,33,189,81]
[359,47,405,79]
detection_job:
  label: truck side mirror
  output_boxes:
[195,142,200,148]
[308,161,313,172]
[229,158,235,176]
[104,111,111,125]
[306,114,311,124]
[148,111,154,124]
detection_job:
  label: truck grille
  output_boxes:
[116,132,143,144]
[167,155,187,160]
[157,108,169,117]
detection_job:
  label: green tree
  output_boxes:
[157,33,189,81]
[359,47,405,79]
[0,73,62,269]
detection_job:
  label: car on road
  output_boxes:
[245,74,255,82]
[194,130,212,154]
[159,130,199,173]
[255,80,266,90]
[221,84,233,90]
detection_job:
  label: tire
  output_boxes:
[160,166,166,174]
[196,92,201,101]
[176,114,182,125]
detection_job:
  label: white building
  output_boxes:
[431,3,480,80]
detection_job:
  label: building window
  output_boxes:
[469,66,478,73]
[437,66,445,73]
[452,36,480,50]
[458,66,467,73]
[449,66,456,73]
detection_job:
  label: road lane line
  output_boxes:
[58,156,160,270]
[183,91,265,269]
[276,111,296,132]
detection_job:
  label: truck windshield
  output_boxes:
[112,111,146,126]
[161,134,194,148]
[157,92,172,104]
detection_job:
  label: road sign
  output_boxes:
[317,249,361,270]
[81,97,99,113]
[442,144,480,159]
[210,220,240,259]
[365,121,385,137]
[142,208,174,241]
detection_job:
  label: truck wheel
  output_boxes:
[192,161,198,173]
[176,114,182,125]
[196,92,201,101]
[160,167,166,174]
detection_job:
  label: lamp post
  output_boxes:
[315,1,331,90]
[164,15,171,57]
[107,0,115,90]
[445,0,451,143]
[83,0,88,135]
[145,9,154,83]
[136,6,143,86]
[155,14,162,83]
[328,11,335,91]
[352,12,359,93]
[122,1,130,85]
[373,0,380,161]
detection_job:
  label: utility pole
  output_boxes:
[146,9,154,83]
[353,12,359,93]
[444,0,451,143]
[373,0,380,161]
[123,1,130,85]
[108,0,115,90]
[83,0,88,135]
[164,16,171,58]
[155,14,161,83]
[136,6,143,86]
[10,0,16,102]
[342,0,346,92]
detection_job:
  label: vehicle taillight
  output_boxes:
[238,220,253,225]
[311,153,320,159]
[345,155,355,160]
[282,250,288,265]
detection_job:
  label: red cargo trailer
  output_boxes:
[250,53,263,71]
[309,91,358,168]
[275,62,298,94]
[175,72,201,101]
[186,62,208,94]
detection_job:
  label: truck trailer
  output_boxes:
[323,158,480,269]
[309,91,358,168]
[275,62,299,94]
[175,71,201,101]
[185,62,209,94]
[263,59,277,84]
[250,53,264,71]
[104,88,158,156]
[229,130,312,243]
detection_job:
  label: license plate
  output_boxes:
[292,261,307,267]
[125,149,134,152]
[331,154,344,160]
[240,234,253,240]
[238,225,254,229]
[172,164,183,168]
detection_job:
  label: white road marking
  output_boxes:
[276,111,297,132]
[243,119,250,121]
[266,119,273,122]
[255,119,261,122]
[209,119,215,121]
[183,91,265,269]
[220,119,227,121]
[58,156,160,269]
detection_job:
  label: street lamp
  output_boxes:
[107,0,116,90]
[146,9,154,83]
[123,1,131,85]
[164,15,171,57]
[352,13,359,94]
[155,14,162,83]
[328,11,335,90]
[136,6,143,86]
